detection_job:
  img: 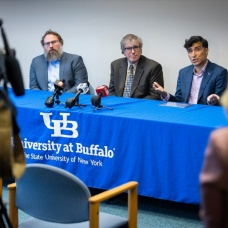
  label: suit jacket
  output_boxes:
[169,60,228,105]
[200,128,228,228]
[29,52,88,93]
[108,55,164,99]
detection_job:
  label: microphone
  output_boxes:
[0,19,25,96]
[91,85,113,110]
[95,85,109,97]
[45,79,65,107]
[65,82,90,108]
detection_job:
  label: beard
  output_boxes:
[45,46,63,62]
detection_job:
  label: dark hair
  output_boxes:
[184,36,208,49]
[40,30,64,46]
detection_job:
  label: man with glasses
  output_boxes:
[153,36,228,105]
[29,30,88,93]
[108,34,164,99]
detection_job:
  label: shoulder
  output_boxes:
[32,54,45,63]
[111,57,127,66]
[209,127,228,162]
[62,52,82,61]
[210,127,228,139]
[207,60,227,73]
[139,55,161,67]
[179,64,194,73]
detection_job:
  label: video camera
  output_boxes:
[0,19,25,180]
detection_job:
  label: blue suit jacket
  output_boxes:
[29,52,88,93]
[169,61,228,105]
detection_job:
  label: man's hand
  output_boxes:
[207,94,220,106]
[153,82,167,99]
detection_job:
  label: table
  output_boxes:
[9,89,228,204]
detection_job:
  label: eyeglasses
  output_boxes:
[123,45,141,52]
[43,40,59,47]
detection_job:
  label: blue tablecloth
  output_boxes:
[9,89,228,204]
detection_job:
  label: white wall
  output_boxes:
[0,0,227,94]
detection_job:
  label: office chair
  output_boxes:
[8,164,138,228]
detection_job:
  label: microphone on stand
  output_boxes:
[91,85,113,110]
[65,82,90,108]
[45,79,65,107]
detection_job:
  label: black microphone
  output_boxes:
[65,82,90,108]
[5,56,24,96]
[45,79,66,107]
[91,85,113,110]
[0,19,24,96]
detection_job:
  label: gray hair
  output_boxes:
[120,34,143,53]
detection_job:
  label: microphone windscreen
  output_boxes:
[77,82,90,94]
[5,56,25,96]
[54,79,65,90]
[91,95,101,107]
[95,85,109,97]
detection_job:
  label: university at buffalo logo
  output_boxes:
[40,112,78,138]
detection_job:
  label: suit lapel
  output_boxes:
[119,60,128,95]
[43,57,49,90]
[59,53,65,80]
[184,67,194,102]
[130,56,144,97]
[198,61,213,101]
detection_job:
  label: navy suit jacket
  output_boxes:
[169,61,228,105]
[108,55,164,99]
[29,52,88,93]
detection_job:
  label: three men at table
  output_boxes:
[30,32,227,105]
[29,30,88,93]
[153,36,228,105]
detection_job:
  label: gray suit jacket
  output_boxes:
[200,128,228,228]
[169,61,228,105]
[108,55,164,99]
[29,52,88,93]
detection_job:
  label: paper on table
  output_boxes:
[159,102,192,108]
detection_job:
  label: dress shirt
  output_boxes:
[188,63,207,104]
[48,60,60,92]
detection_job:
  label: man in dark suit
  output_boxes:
[108,34,164,99]
[199,87,228,227]
[153,36,228,105]
[29,30,88,93]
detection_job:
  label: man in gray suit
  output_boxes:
[153,36,228,105]
[108,34,164,99]
[29,30,88,93]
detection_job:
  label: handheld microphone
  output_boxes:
[91,85,113,110]
[45,79,65,107]
[65,82,90,108]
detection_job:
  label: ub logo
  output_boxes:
[40,112,78,138]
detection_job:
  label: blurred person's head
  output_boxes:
[220,87,228,109]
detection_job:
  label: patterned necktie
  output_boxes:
[123,65,134,98]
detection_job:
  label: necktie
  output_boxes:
[123,65,134,98]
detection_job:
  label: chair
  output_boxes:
[8,164,138,228]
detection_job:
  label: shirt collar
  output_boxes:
[193,60,208,76]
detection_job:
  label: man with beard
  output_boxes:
[29,30,88,93]
[153,36,228,105]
